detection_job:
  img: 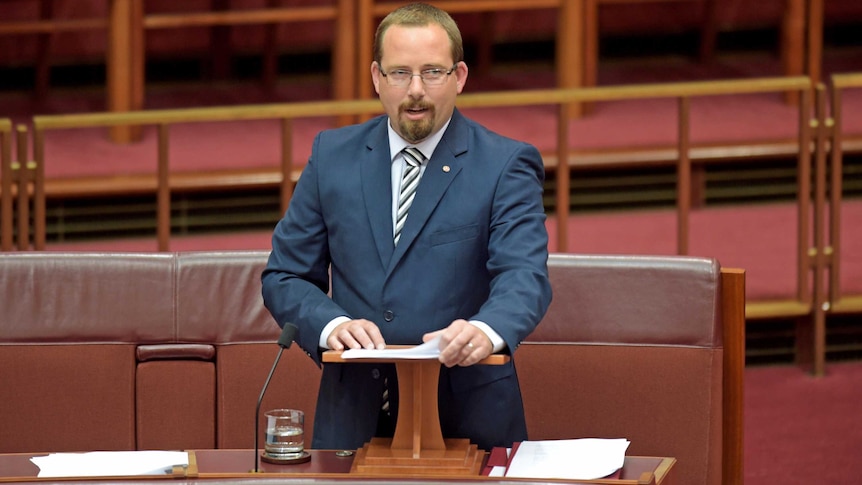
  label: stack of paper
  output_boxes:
[341,335,442,359]
[30,450,189,478]
[504,438,631,480]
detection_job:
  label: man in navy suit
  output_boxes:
[261,2,552,452]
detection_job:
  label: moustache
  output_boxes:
[400,102,433,112]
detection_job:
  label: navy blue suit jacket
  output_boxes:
[261,108,552,451]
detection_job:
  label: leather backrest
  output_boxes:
[0,252,174,453]
[527,253,721,346]
[0,252,176,343]
[518,253,723,485]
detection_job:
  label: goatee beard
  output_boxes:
[398,103,434,143]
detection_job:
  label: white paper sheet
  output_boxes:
[30,450,189,478]
[505,438,631,480]
[341,335,442,359]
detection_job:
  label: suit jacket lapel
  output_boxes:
[361,120,396,268]
[389,110,469,268]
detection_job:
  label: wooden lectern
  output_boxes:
[322,348,509,476]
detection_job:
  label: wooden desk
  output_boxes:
[0,449,676,483]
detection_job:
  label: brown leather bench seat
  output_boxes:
[0,250,741,485]
[0,251,320,453]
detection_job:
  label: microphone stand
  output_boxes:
[254,323,298,473]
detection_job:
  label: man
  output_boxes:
[261,2,551,451]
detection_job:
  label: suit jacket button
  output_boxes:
[383,310,394,322]
[372,368,381,379]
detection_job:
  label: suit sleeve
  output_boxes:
[261,133,349,364]
[473,142,552,353]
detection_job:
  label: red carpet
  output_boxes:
[744,361,862,485]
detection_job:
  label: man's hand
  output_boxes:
[327,319,385,351]
[423,319,492,367]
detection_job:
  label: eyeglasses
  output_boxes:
[380,65,457,87]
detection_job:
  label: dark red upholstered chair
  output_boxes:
[517,253,744,485]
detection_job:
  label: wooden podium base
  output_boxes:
[322,348,509,477]
[350,437,484,476]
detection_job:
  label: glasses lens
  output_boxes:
[384,66,453,87]
[422,71,445,85]
[387,71,410,86]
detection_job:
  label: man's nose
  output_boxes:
[406,74,426,96]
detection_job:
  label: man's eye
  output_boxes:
[391,70,411,77]
[423,69,444,76]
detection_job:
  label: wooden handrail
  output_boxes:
[0,18,107,35]
[458,76,812,105]
[830,73,862,89]
[144,6,339,29]
[32,99,383,129]
[33,76,811,130]
[369,0,562,15]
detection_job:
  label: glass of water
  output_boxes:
[264,409,305,458]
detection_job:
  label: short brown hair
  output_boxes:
[373,2,464,66]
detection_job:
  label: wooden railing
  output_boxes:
[1,121,44,252]
[30,75,814,319]
[31,97,384,252]
[825,73,862,315]
[19,73,862,374]
[355,0,582,116]
[0,119,11,251]
[0,1,355,143]
[30,76,812,251]
[796,72,862,375]
[3,0,821,138]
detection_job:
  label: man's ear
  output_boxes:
[371,61,382,95]
[455,61,468,94]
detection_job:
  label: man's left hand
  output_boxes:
[423,319,492,367]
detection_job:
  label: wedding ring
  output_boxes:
[467,342,474,349]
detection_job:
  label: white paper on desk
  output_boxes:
[30,450,189,478]
[505,438,630,480]
[341,335,442,359]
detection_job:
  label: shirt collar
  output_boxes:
[387,116,452,163]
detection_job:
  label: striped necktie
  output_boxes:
[394,147,424,246]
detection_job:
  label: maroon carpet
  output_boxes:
[744,361,862,485]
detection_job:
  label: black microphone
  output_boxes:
[254,323,298,473]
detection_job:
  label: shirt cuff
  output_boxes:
[319,316,351,349]
[469,320,507,353]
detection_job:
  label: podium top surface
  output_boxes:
[322,346,510,365]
